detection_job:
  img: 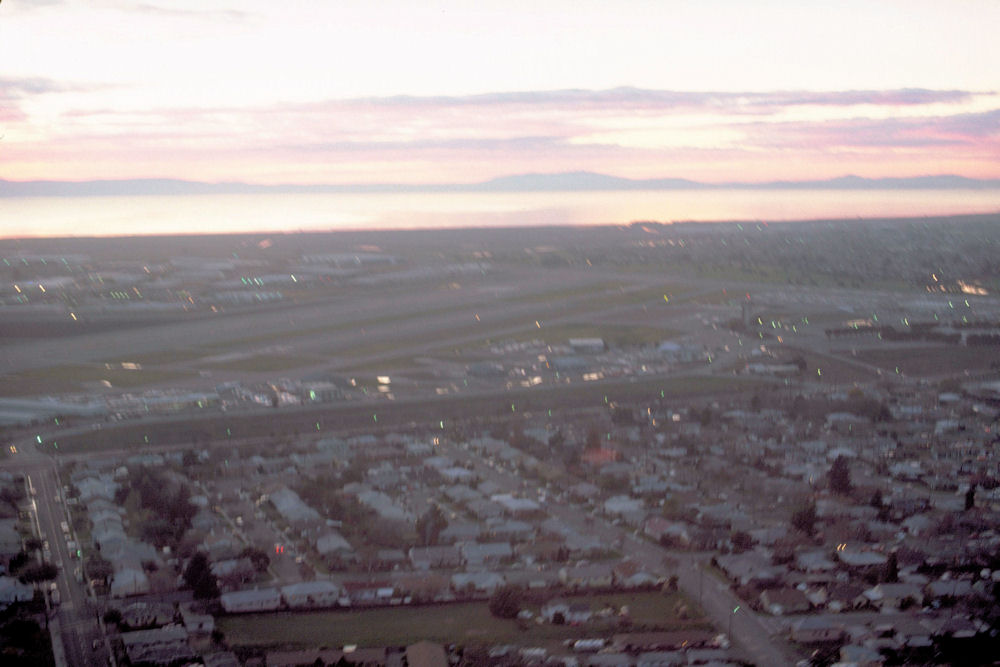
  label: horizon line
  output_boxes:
[2,171,1000,197]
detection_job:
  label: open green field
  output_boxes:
[0,364,197,397]
[201,353,327,373]
[504,281,630,304]
[853,345,1000,378]
[217,591,707,650]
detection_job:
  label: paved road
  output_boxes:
[4,441,112,667]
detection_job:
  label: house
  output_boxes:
[121,626,195,666]
[541,598,592,624]
[461,541,513,567]
[925,578,973,601]
[790,617,845,643]
[439,521,481,544]
[611,631,715,652]
[202,651,240,667]
[795,550,837,573]
[859,582,922,610]
[684,648,731,664]
[451,571,504,595]
[888,616,934,649]
[492,494,542,517]
[392,573,452,602]
[120,601,175,629]
[268,487,321,524]
[374,548,407,570]
[584,654,631,667]
[643,517,691,547]
[179,605,215,635]
[559,563,615,589]
[839,644,885,667]
[280,580,341,609]
[220,587,282,613]
[759,588,811,616]
[487,519,535,542]
[715,552,785,586]
[635,651,684,667]
[315,530,354,559]
[835,549,887,571]
[0,576,34,605]
[409,545,462,570]
[613,560,659,589]
[341,580,394,605]
[110,566,150,598]
[824,582,864,612]
[504,569,560,590]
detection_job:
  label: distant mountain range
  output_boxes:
[2,172,999,197]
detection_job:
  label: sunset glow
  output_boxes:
[1,0,998,186]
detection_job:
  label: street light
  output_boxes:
[729,605,740,637]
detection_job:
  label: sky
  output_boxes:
[1,0,999,186]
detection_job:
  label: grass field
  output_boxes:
[217,591,706,650]
[201,353,327,373]
[0,364,197,397]
[853,345,1000,377]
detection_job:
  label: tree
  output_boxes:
[965,484,976,511]
[7,550,30,575]
[0,485,25,511]
[790,502,817,536]
[883,552,899,583]
[18,562,59,587]
[488,586,523,619]
[827,456,852,495]
[415,505,448,547]
[183,552,220,599]
[730,531,753,554]
[85,555,114,585]
[103,608,123,627]
[585,425,602,450]
[240,547,270,573]
[182,449,199,468]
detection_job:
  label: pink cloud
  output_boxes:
[5,87,999,183]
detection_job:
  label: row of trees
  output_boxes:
[113,466,197,549]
